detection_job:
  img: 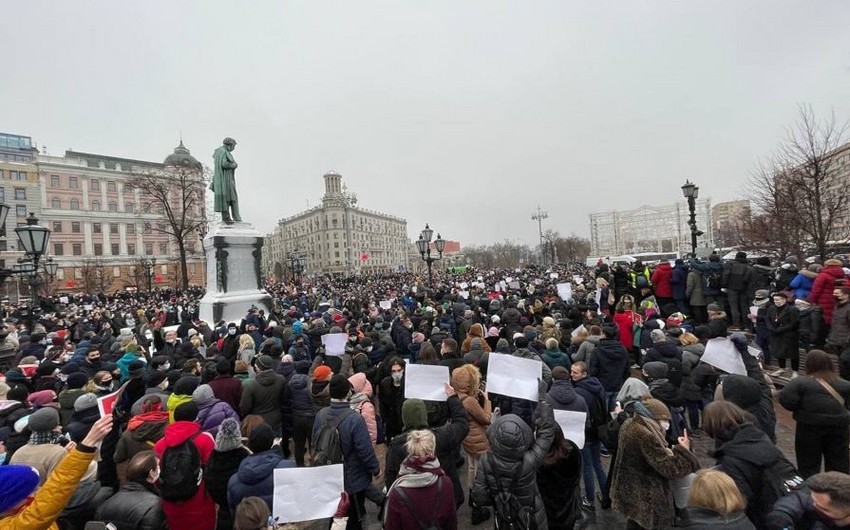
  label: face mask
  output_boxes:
[0,451,6,464]
[159,380,169,390]
[774,300,786,308]
[659,420,670,432]
[145,331,154,340]
[126,319,136,327]
[161,363,171,371]
[228,329,237,336]
[366,346,373,353]
[391,372,403,383]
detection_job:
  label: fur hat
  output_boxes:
[329,374,352,400]
[27,407,60,432]
[825,258,843,266]
[74,393,98,412]
[642,398,671,421]
[215,418,243,452]
[313,365,333,382]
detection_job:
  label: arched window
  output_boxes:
[70,198,79,210]
[108,201,117,212]
[51,197,61,209]
[91,200,100,211]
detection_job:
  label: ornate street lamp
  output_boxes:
[14,213,50,313]
[288,250,305,284]
[417,224,445,288]
[142,257,157,292]
[681,180,704,257]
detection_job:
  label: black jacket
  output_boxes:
[643,341,683,387]
[288,373,314,420]
[682,507,755,529]
[94,481,168,530]
[766,304,800,360]
[205,446,251,512]
[723,258,753,292]
[537,440,583,530]
[589,339,630,392]
[779,375,850,427]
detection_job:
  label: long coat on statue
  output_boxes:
[211,146,238,212]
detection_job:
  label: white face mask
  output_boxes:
[228,329,237,336]
[659,420,670,432]
[161,363,171,371]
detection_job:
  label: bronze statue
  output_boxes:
[211,137,240,223]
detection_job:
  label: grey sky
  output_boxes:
[3,1,849,248]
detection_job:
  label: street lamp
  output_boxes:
[417,224,445,288]
[142,257,157,292]
[14,213,50,312]
[43,257,58,294]
[288,250,305,284]
[681,180,704,257]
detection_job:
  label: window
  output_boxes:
[145,242,153,255]
[14,188,25,200]
[111,243,120,255]
[94,243,102,256]
[69,176,78,189]
[75,268,82,279]
[143,203,151,213]
[110,223,118,234]
[54,243,64,256]
[16,171,26,181]
[0,187,4,202]
[56,268,64,280]
[91,200,100,211]
[52,221,62,232]
[125,201,134,213]
[159,243,167,255]
[50,175,60,187]
[51,197,60,209]
[107,181,116,192]
[16,205,26,217]
[70,198,79,210]
[0,241,6,251]
[160,264,167,274]
[108,201,117,212]
[71,221,80,233]
[93,222,101,234]
[72,243,82,256]
[126,223,135,235]
[90,179,99,191]
[113,266,120,278]
[127,243,136,256]
[144,223,151,234]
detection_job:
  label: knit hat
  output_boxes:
[650,329,666,343]
[60,362,81,375]
[491,315,501,324]
[706,302,723,312]
[36,362,58,377]
[216,358,231,375]
[642,361,669,381]
[281,354,294,364]
[147,371,168,388]
[470,338,484,350]
[7,385,28,403]
[0,466,40,514]
[642,398,671,421]
[616,377,651,404]
[247,423,275,453]
[552,366,570,380]
[255,355,274,371]
[193,384,215,406]
[28,407,60,432]
[66,372,89,389]
[128,360,145,378]
[412,332,425,344]
[313,365,333,382]
[495,338,510,352]
[74,393,98,412]
[173,376,200,396]
[215,418,243,452]
[402,399,428,431]
[173,401,199,422]
[28,390,57,407]
[487,327,500,338]
[329,374,352,400]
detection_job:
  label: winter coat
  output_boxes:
[11,442,97,487]
[310,379,331,413]
[809,264,847,325]
[613,310,638,350]
[751,264,775,296]
[385,395,469,508]
[472,403,556,530]
[462,347,490,378]
[94,481,168,530]
[546,380,588,414]
[57,388,87,427]
[197,398,240,437]
[765,304,800,360]
[671,263,690,301]
[573,376,607,443]
[537,440,583,530]
[383,469,457,530]
[681,507,755,529]
[288,374,314,421]
[227,448,295,512]
[691,259,723,297]
[114,412,168,481]
[461,323,492,354]
[798,305,824,348]
[711,422,785,528]
[708,312,729,338]
[205,447,250,524]
[572,335,600,365]
[686,270,706,306]
[313,402,379,493]
[789,270,817,300]
[379,376,406,442]
[768,491,842,530]
[208,374,243,414]
[240,369,287,429]
[643,341,683,387]
[450,368,491,456]
[828,301,850,347]
[723,258,754,293]
[540,348,570,371]
[610,414,700,529]
[651,262,674,298]
[349,373,377,444]
[779,375,850,427]
[588,339,630,392]
[680,343,706,401]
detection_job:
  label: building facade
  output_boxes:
[589,199,714,257]
[711,199,751,247]
[265,172,409,278]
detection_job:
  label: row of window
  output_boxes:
[0,170,28,181]
[52,221,160,235]
[50,175,118,192]
[53,241,171,257]
[0,187,28,202]
[49,197,138,212]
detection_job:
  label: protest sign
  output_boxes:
[404,364,450,401]
[486,353,542,401]
[556,282,572,301]
[273,465,344,522]
[379,300,392,310]
[321,333,347,356]
[97,390,121,419]
[701,338,746,376]
[553,410,587,449]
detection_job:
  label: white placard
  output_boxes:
[550,273,559,279]
[458,291,469,300]
[486,353,542,401]
[515,268,521,273]
[571,324,586,338]
[59,296,69,304]
[573,275,584,284]
[83,304,93,311]
[749,306,759,317]
[494,283,501,292]
[459,282,469,289]
[321,333,347,356]
[557,282,572,301]
[509,281,520,290]
[273,465,344,522]
[500,281,507,290]
[553,410,587,449]
[379,300,392,310]
[747,345,762,358]
[477,276,484,281]
[701,338,746,376]
[506,277,513,283]
[404,364,450,401]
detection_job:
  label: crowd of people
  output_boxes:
[1,254,850,529]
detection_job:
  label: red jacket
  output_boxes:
[613,311,640,350]
[384,474,457,530]
[651,263,673,298]
[808,265,847,325]
[154,421,217,530]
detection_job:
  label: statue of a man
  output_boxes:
[211,137,240,223]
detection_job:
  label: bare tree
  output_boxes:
[80,258,109,294]
[120,258,150,290]
[127,163,207,289]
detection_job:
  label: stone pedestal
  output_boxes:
[199,221,272,325]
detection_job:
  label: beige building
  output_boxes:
[711,200,751,247]
[265,172,409,278]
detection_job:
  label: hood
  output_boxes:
[713,422,780,467]
[255,370,279,386]
[651,341,680,359]
[574,376,606,401]
[289,373,308,391]
[130,416,168,441]
[311,380,330,398]
[822,265,846,279]
[682,343,705,357]
[128,410,169,431]
[348,372,372,397]
[585,335,602,345]
[657,262,672,272]
[719,375,761,409]
[800,269,818,280]
[237,450,284,485]
[450,365,476,395]
[58,389,86,409]
[276,363,295,378]
[488,413,533,461]
[467,323,485,339]
[547,380,580,407]
[160,421,203,448]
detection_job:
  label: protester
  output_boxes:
[682,469,755,529]
[94,450,168,530]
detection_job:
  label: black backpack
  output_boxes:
[159,429,203,502]
[312,408,355,466]
[481,457,538,530]
[762,455,807,500]
[704,270,722,291]
[391,479,444,530]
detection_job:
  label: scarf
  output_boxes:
[30,431,63,445]
[128,410,170,431]
[383,455,444,526]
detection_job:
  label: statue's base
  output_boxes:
[198,220,272,325]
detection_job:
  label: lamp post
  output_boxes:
[288,250,305,284]
[416,224,445,288]
[43,257,58,295]
[681,180,704,257]
[142,257,157,292]
[531,205,548,265]
[14,213,50,310]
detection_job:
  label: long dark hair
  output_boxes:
[542,424,573,466]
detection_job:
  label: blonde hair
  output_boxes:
[679,332,699,346]
[405,429,436,457]
[238,334,255,350]
[545,338,559,350]
[687,469,746,514]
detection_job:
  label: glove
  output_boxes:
[334,491,351,518]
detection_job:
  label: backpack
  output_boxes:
[704,270,723,291]
[588,395,609,436]
[312,408,355,466]
[391,478,444,530]
[762,455,807,500]
[481,457,538,530]
[635,274,650,289]
[159,429,203,502]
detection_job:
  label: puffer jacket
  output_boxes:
[205,446,250,517]
[94,481,167,530]
[451,367,491,456]
[671,262,690,301]
[779,375,850,427]
[310,379,330,413]
[723,258,754,293]
[227,448,295,512]
[472,404,556,530]
[114,411,169,481]
[589,339,630,392]
[540,348,570,371]
[680,343,706,401]
[288,374,314,420]
[809,264,847,325]
[348,373,377,444]
[240,369,287,429]
[196,398,239,437]
[643,340,683,387]
[546,380,587,414]
[651,262,674,298]
[461,323,492,354]
[66,406,100,444]
[789,269,817,300]
[313,402,379,494]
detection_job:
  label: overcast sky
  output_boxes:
[3,1,850,248]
